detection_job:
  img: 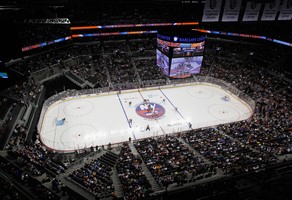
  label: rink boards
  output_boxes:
[39,82,253,152]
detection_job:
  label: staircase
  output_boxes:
[61,150,106,177]
[128,142,162,192]
[111,166,124,198]
[98,150,119,167]
[60,150,120,200]
[178,137,224,175]
[98,151,125,198]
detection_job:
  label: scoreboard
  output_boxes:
[156,30,206,78]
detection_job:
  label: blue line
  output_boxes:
[138,89,145,101]
[117,93,131,128]
[159,88,189,124]
[131,131,137,140]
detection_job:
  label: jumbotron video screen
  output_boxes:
[156,49,170,76]
[170,56,203,78]
[156,30,206,78]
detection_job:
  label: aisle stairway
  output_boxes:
[128,142,162,192]
[59,150,121,200]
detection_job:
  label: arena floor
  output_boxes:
[39,83,253,152]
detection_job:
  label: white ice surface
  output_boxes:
[39,83,253,152]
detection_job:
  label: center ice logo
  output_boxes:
[136,102,165,119]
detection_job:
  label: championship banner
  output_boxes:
[222,0,242,22]
[261,0,280,21]
[202,0,223,22]
[242,1,262,21]
[278,0,292,20]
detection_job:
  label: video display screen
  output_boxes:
[156,49,169,75]
[170,56,203,78]
[157,38,170,55]
[0,72,8,79]
[173,41,205,57]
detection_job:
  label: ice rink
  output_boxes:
[39,83,253,152]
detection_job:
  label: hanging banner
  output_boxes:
[242,1,262,21]
[222,0,242,22]
[261,0,280,21]
[202,0,223,22]
[222,0,242,21]
[278,0,292,20]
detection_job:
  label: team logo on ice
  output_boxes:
[135,102,165,119]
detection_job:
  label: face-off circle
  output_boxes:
[135,102,165,119]
[63,100,94,117]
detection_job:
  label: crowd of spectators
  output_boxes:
[4,124,66,176]
[0,97,17,133]
[103,41,130,54]
[88,58,109,87]
[69,158,114,197]
[102,53,138,85]
[0,31,291,199]
[0,79,41,143]
[10,44,91,76]
[68,56,109,87]
[182,129,277,175]
[69,60,95,81]
[116,142,153,199]
[7,38,157,90]
[7,37,160,91]
[51,177,67,196]
[6,78,41,105]
[0,158,60,200]
[200,39,292,156]
[11,142,66,176]
[134,135,214,189]
[135,58,165,81]
[129,39,156,52]
[0,175,29,200]
[5,124,27,151]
